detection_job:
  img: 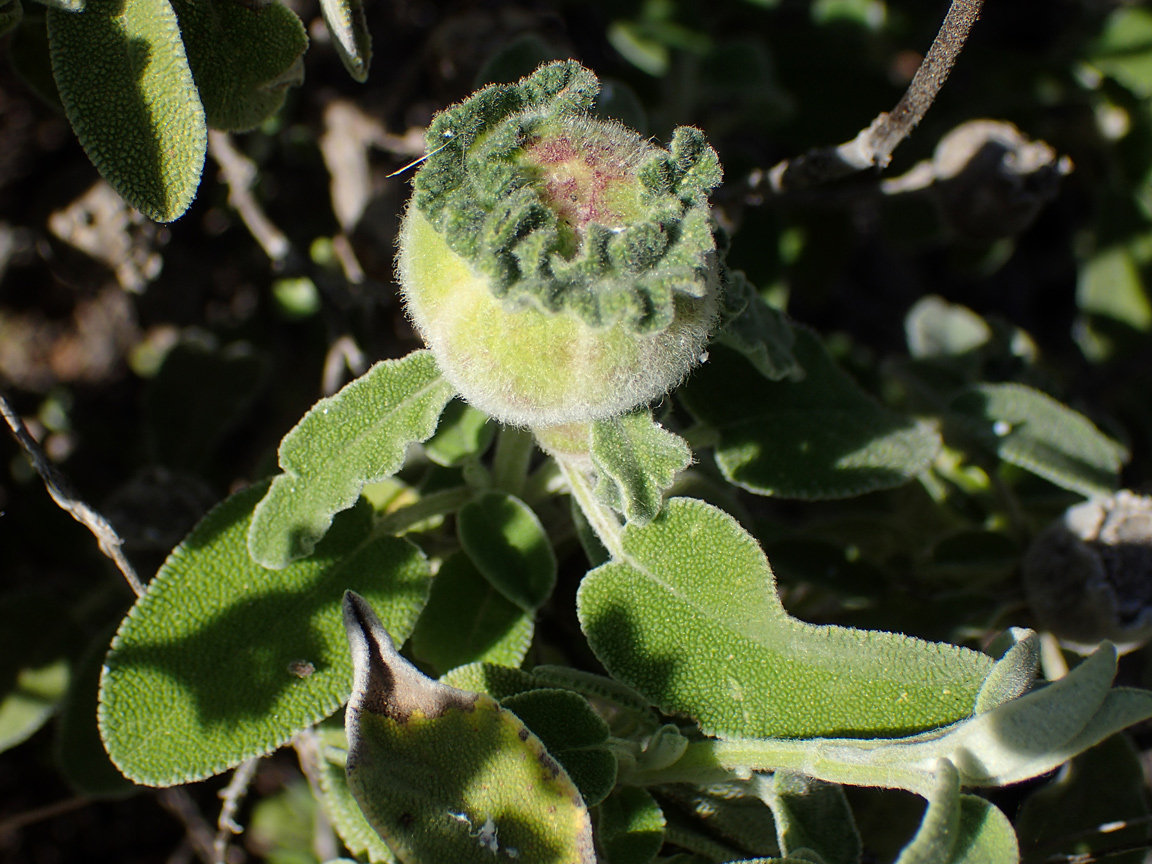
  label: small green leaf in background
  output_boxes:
[343,592,596,864]
[1016,735,1152,864]
[1075,241,1152,361]
[144,338,267,472]
[500,689,617,806]
[55,625,137,798]
[714,272,801,382]
[172,0,307,132]
[423,399,495,467]
[948,383,1127,497]
[0,588,73,753]
[247,778,322,864]
[1088,5,1152,99]
[596,787,665,864]
[99,484,430,786]
[46,0,206,221]
[578,498,994,740]
[409,551,534,675]
[591,409,692,525]
[760,773,861,864]
[457,491,557,612]
[248,350,456,569]
[319,0,370,82]
[681,331,941,499]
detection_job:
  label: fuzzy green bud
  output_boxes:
[398,60,722,427]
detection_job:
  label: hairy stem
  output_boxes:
[554,453,625,560]
[492,427,536,498]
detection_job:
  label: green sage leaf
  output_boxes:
[681,333,940,499]
[501,689,617,807]
[457,491,557,612]
[714,272,800,382]
[760,773,860,864]
[948,383,1127,497]
[248,350,457,569]
[47,0,206,221]
[409,551,534,675]
[315,726,398,864]
[172,0,307,132]
[596,786,665,864]
[343,592,596,864]
[0,588,72,753]
[319,0,370,82]
[423,400,495,467]
[99,484,430,786]
[591,409,692,525]
[578,498,993,739]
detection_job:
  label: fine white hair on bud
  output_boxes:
[397,60,723,428]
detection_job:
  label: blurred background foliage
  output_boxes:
[4,0,1152,861]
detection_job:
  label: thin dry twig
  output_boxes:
[208,130,293,267]
[292,729,340,862]
[0,795,90,841]
[213,758,259,864]
[1,388,144,597]
[158,789,219,864]
[766,0,984,193]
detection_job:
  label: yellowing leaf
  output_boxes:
[343,592,596,864]
[47,0,206,221]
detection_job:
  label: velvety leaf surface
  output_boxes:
[948,382,1127,497]
[319,0,370,81]
[99,485,429,786]
[47,0,206,221]
[315,726,398,864]
[0,588,72,753]
[578,498,993,739]
[596,787,665,864]
[501,688,617,806]
[761,773,860,864]
[248,350,456,568]
[171,0,307,132]
[423,400,495,467]
[343,593,596,864]
[409,551,534,675]
[457,491,557,612]
[591,410,692,525]
[713,272,800,381]
[680,333,940,498]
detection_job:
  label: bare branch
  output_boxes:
[1,389,144,597]
[158,789,219,864]
[208,130,293,267]
[213,758,259,864]
[767,0,984,194]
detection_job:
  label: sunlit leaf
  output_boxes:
[47,0,206,221]
[319,0,370,82]
[948,383,1127,497]
[681,333,940,499]
[409,551,534,675]
[99,485,430,786]
[0,588,72,753]
[591,409,692,525]
[457,491,557,612]
[343,592,596,864]
[248,350,456,569]
[172,0,307,132]
[578,498,993,739]
[1089,6,1152,99]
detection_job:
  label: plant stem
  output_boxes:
[0,389,144,597]
[375,486,473,536]
[766,0,984,193]
[492,427,535,498]
[213,758,258,864]
[554,453,625,560]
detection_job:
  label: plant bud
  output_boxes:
[1023,490,1152,654]
[397,60,722,427]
